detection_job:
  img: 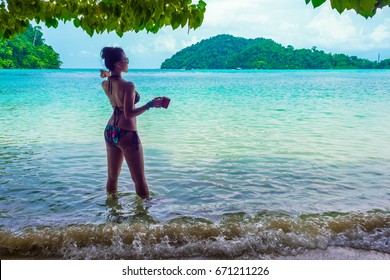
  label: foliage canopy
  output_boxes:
[306,0,390,18]
[1,1,389,39]
[0,25,62,68]
[161,34,390,69]
[0,0,207,39]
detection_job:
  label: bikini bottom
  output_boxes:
[104,124,140,150]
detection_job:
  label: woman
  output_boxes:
[100,47,162,199]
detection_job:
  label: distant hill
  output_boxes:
[0,25,62,69]
[161,34,390,70]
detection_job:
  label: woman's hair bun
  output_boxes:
[101,47,108,59]
[100,47,124,71]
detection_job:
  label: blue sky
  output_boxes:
[40,0,390,69]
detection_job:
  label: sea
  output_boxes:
[0,69,389,260]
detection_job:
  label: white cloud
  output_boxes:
[280,22,299,32]
[301,6,390,53]
[306,8,359,46]
[79,50,98,57]
[203,0,272,30]
[127,43,149,54]
[199,0,315,43]
[181,35,201,48]
[153,35,178,53]
[370,23,390,42]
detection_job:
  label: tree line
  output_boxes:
[0,25,62,69]
[161,34,390,70]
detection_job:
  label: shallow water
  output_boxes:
[0,69,389,259]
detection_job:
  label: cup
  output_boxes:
[162,97,171,109]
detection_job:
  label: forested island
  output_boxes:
[161,34,390,70]
[0,25,62,69]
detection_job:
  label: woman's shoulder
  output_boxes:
[124,80,135,86]
[123,80,135,91]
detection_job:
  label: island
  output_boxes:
[0,25,62,69]
[161,34,390,70]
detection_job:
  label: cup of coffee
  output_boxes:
[162,97,170,109]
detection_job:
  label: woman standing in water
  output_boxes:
[100,47,163,199]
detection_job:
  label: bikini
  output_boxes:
[104,75,141,150]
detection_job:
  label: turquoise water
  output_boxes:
[0,69,389,259]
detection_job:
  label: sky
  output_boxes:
[40,0,390,69]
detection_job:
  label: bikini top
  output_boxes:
[108,75,140,126]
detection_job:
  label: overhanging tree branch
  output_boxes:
[306,0,390,18]
[0,0,207,39]
[1,1,389,39]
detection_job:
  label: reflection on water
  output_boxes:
[105,194,157,224]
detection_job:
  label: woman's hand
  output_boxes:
[152,97,163,108]
[100,69,110,78]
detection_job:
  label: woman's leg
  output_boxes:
[105,142,124,194]
[118,133,149,199]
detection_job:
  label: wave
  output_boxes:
[1,210,389,259]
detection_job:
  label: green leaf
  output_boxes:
[73,17,80,27]
[55,4,62,15]
[311,0,327,8]
[53,19,59,28]
[198,0,207,10]
[345,0,359,10]
[330,0,346,13]
[115,28,123,37]
[359,0,378,14]
[146,19,154,29]
[377,0,390,8]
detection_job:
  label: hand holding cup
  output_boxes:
[161,97,170,109]
[151,97,170,109]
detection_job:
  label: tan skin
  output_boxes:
[102,52,162,199]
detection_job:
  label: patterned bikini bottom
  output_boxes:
[104,124,140,150]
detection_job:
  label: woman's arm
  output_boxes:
[123,82,162,119]
[100,70,110,94]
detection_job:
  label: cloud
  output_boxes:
[199,0,315,43]
[79,50,98,57]
[202,0,280,40]
[127,43,149,54]
[303,7,390,52]
[126,34,179,56]
[306,8,359,46]
[153,35,177,53]
[370,22,390,43]
[181,35,201,48]
[204,0,271,28]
